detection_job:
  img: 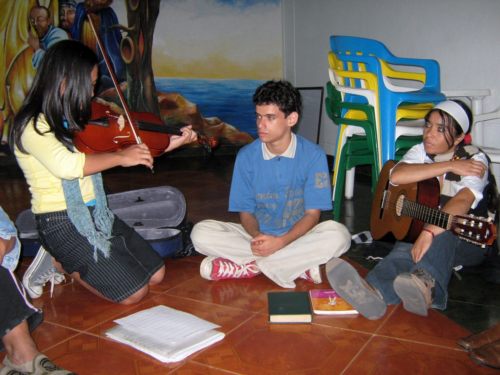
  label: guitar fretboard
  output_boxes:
[399,198,451,230]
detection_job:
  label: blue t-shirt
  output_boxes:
[229,135,332,236]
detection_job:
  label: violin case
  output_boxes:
[107,186,186,258]
[15,186,187,258]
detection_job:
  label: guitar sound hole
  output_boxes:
[395,194,405,217]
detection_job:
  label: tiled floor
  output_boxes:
[1,149,499,374]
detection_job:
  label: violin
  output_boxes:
[74,100,215,156]
[73,13,216,158]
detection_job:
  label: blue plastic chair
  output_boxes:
[330,35,441,92]
[330,35,445,164]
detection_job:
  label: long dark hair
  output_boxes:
[10,40,98,153]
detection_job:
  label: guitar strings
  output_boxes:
[384,196,450,228]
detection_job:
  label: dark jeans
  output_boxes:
[366,231,488,310]
[0,267,42,351]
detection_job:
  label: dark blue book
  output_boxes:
[267,291,312,323]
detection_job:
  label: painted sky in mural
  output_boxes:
[113,0,282,79]
[113,0,282,138]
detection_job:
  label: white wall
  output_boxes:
[282,0,500,155]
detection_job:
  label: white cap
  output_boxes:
[433,100,470,134]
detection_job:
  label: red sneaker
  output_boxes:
[299,266,322,284]
[200,257,261,280]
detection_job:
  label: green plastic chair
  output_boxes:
[325,82,379,221]
[326,82,423,220]
[395,134,423,160]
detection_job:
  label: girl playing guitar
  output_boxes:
[327,100,493,320]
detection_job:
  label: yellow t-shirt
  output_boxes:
[14,115,96,214]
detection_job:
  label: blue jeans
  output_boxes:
[366,231,489,310]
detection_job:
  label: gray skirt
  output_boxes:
[36,209,164,302]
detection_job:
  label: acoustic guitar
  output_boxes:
[370,160,497,247]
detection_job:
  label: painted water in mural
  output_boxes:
[156,78,263,138]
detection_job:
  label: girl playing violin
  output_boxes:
[9,40,197,304]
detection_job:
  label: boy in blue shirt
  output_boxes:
[191,80,350,288]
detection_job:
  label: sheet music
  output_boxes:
[113,305,220,344]
[106,325,224,362]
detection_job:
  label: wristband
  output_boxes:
[422,228,435,239]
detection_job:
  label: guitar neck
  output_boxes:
[400,199,451,230]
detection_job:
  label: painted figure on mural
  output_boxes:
[1,3,67,145]
[59,0,77,31]
[70,0,125,91]
[28,5,69,69]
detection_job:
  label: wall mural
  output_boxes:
[0,0,282,151]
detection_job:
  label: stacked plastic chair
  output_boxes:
[328,51,428,204]
[330,35,446,165]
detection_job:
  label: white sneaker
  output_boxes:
[299,266,322,284]
[23,247,65,299]
[2,353,75,374]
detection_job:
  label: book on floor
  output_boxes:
[105,305,225,363]
[267,291,312,323]
[309,289,358,315]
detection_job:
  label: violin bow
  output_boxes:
[86,13,216,158]
[86,13,142,146]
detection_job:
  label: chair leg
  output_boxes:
[333,151,347,221]
[380,106,398,164]
[370,162,378,193]
[345,168,355,199]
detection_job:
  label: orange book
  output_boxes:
[309,289,358,315]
